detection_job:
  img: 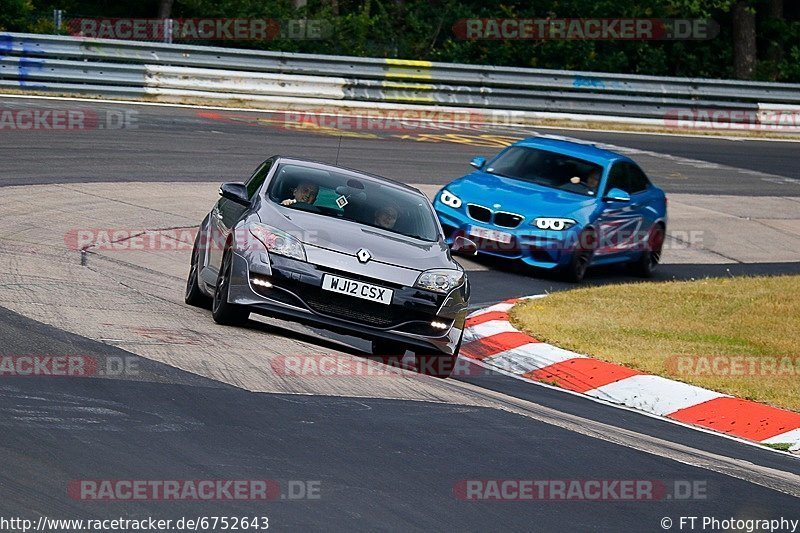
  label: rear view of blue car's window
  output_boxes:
[486,146,603,196]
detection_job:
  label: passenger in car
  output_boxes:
[281,182,319,206]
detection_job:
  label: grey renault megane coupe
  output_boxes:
[185,157,475,378]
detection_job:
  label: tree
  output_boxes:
[732,1,756,78]
[158,0,174,18]
[666,0,758,79]
[764,0,783,63]
[0,0,33,31]
[767,0,783,19]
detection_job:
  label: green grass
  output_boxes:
[510,276,800,412]
[763,443,793,452]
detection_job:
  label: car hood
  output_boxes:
[444,171,596,220]
[261,208,454,272]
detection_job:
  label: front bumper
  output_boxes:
[435,203,579,269]
[226,250,468,356]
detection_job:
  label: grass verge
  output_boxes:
[510,275,800,412]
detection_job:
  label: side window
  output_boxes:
[245,159,274,199]
[605,163,630,194]
[626,163,650,194]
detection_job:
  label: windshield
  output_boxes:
[267,163,440,242]
[486,146,604,197]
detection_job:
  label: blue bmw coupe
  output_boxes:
[433,137,668,282]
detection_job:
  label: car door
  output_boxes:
[208,159,274,272]
[625,163,659,245]
[594,162,645,257]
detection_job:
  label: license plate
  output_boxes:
[469,226,512,244]
[321,274,393,305]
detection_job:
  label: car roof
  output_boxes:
[512,137,634,166]
[273,156,426,196]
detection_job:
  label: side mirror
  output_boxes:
[469,156,487,170]
[451,236,477,255]
[603,188,631,203]
[219,182,250,205]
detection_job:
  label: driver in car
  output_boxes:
[585,169,601,192]
[374,204,399,230]
[281,182,319,206]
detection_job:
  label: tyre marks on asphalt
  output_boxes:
[0,181,492,405]
[2,181,800,508]
[1,181,799,406]
[3,96,800,198]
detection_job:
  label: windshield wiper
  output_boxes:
[487,169,544,184]
[485,169,515,179]
[404,232,435,242]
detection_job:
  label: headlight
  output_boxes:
[249,223,307,261]
[532,217,577,231]
[439,190,462,209]
[414,268,465,293]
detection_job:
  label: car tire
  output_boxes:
[185,234,211,308]
[561,228,596,283]
[212,247,249,326]
[630,224,665,278]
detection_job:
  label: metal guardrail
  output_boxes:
[2,32,799,126]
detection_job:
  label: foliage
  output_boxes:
[0,0,34,31]
[7,0,800,82]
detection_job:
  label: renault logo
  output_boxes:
[357,248,372,263]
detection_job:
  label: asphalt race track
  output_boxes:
[2,98,799,301]
[1,96,799,531]
[1,98,799,194]
[2,306,800,530]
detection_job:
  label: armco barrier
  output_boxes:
[1,32,799,128]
